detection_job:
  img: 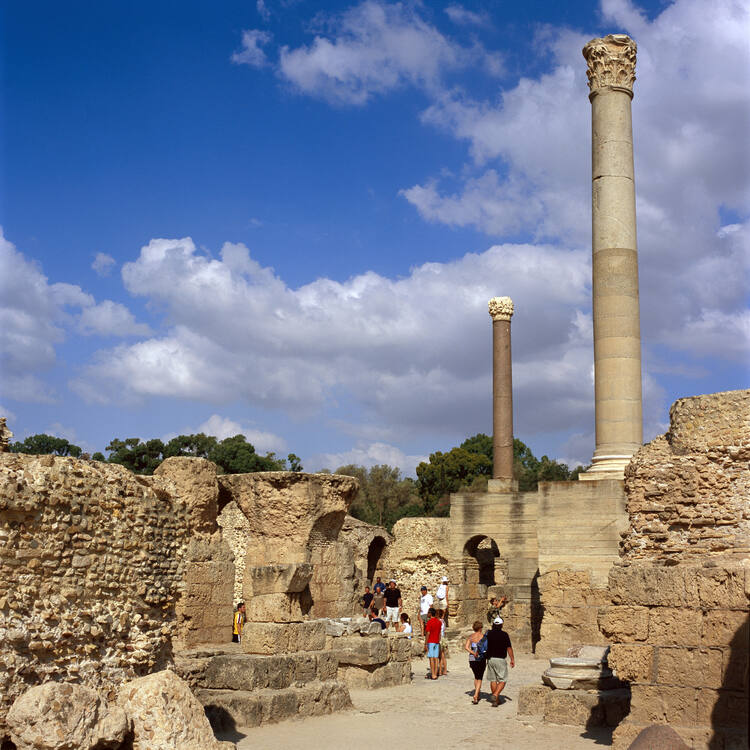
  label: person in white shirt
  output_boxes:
[418,586,433,636]
[397,612,412,638]
[435,576,449,621]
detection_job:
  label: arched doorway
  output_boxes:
[367,536,387,582]
[463,535,500,585]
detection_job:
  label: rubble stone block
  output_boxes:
[648,607,701,646]
[598,605,649,641]
[628,685,697,726]
[656,647,722,689]
[607,644,653,682]
[7,682,128,750]
[117,669,226,750]
[517,685,550,715]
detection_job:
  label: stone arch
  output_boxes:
[463,534,501,586]
[366,536,387,582]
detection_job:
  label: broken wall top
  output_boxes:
[622,388,750,564]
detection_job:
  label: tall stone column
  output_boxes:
[580,34,643,480]
[488,297,514,482]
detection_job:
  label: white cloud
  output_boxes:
[232,29,273,67]
[403,0,750,364]
[92,252,116,277]
[256,0,270,22]
[196,414,287,454]
[72,236,593,447]
[309,441,427,477]
[272,1,498,105]
[78,300,153,337]
[444,5,490,27]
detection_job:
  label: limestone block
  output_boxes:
[702,609,749,646]
[203,654,271,691]
[218,472,358,567]
[317,651,338,681]
[117,669,226,750]
[607,644,653,683]
[647,608,701,646]
[388,635,413,662]
[242,620,326,655]
[7,683,128,750]
[337,635,389,666]
[259,687,299,724]
[628,685,697,727]
[696,688,748,729]
[267,656,296,689]
[721,647,749,691]
[517,685,550,715]
[296,680,352,717]
[656,647,722,689]
[598,605,649,641]
[608,565,698,608]
[293,652,318,685]
[338,661,411,690]
[543,689,629,727]
[695,567,748,610]
[246,592,306,622]
[245,563,313,597]
[199,690,263,730]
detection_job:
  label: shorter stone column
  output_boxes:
[488,297,515,490]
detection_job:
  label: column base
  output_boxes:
[487,478,519,493]
[578,454,632,481]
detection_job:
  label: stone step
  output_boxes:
[175,649,338,691]
[197,680,352,731]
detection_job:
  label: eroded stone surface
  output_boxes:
[7,682,128,750]
[117,669,227,750]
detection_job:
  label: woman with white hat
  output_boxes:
[435,576,449,614]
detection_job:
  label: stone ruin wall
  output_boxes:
[378,517,451,623]
[0,453,233,740]
[217,500,251,604]
[598,390,750,749]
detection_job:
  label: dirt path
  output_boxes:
[222,654,612,749]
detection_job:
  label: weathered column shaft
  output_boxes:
[489,297,514,480]
[581,35,643,480]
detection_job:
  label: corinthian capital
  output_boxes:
[582,34,637,95]
[488,296,514,321]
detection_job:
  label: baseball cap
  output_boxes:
[493,616,504,625]
[420,585,427,591]
[441,576,449,582]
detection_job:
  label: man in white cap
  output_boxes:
[435,576,449,620]
[485,616,514,706]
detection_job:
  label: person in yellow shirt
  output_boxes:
[232,602,246,643]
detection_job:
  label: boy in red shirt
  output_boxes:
[423,608,442,680]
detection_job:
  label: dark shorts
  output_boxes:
[469,659,486,680]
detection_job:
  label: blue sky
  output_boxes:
[1,0,748,475]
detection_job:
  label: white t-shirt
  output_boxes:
[419,593,433,614]
[403,622,412,638]
[436,584,448,600]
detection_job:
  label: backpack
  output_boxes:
[476,633,488,660]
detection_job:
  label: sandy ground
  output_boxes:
[220,653,613,750]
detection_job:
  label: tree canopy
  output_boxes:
[10,434,83,458]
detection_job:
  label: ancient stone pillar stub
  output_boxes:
[582,34,637,98]
[488,296,514,321]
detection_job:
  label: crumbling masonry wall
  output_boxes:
[0,453,233,739]
[598,389,750,749]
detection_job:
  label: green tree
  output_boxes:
[335,464,421,530]
[10,434,83,458]
[286,453,303,472]
[105,438,165,475]
[163,433,218,459]
[416,447,492,515]
[208,434,286,474]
